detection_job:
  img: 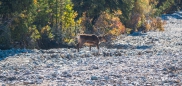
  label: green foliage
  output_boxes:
[119,0,135,23]
[0,26,11,49]
[40,25,54,39]
[0,0,33,14]
[58,0,78,44]
[0,0,180,49]
[0,0,79,49]
[72,0,134,24]
[126,0,170,32]
[72,0,134,34]
[154,0,175,16]
[62,0,76,28]
[29,25,40,41]
[126,0,150,31]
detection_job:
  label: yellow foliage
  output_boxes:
[19,13,25,18]
[64,38,70,43]
[108,28,123,36]
[125,28,133,34]
[109,28,117,35]
[40,25,54,39]
[41,25,48,33]
[76,17,82,25]
[33,0,37,5]
[134,0,151,14]
[114,10,122,16]
[144,22,151,32]
[71,33,75,37]
[61,3,76,28]
[29,25,40,41]
[156,18,165,31]
[129,0,158,31]
[94,12,125,36]
[144,17,165,31]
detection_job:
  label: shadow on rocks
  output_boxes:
[0,49,33,61]
[161,11,182,20]
[129,32,147,36]
[107,44,152,50]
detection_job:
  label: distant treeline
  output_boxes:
[0,0,181,49]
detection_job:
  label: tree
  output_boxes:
[6,0,77,49]
[0,0,34,49]
[72,0,134,33]
[154,0,175,16]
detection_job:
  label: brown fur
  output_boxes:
[76,34,106,52]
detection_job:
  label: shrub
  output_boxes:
[144,17,165,31]
[125,28,133,34]
[94,12,125,38]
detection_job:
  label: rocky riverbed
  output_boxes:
[0,11,182,86]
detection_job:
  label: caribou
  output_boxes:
[76,34,107,52]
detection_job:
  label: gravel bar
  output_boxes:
[0,11,182,86]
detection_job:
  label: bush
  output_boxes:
[94,12,125,38]
[126,0,168,33]
[143,17,165,32]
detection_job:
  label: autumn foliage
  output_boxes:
[144,17,165,32]
[127,0,166,33]
[94,12,125,37]
[0,0,179,49]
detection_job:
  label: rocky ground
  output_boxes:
[0,11,182,86]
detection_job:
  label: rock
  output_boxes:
[104,76,109,81]
[91,76,98,80]
[89,65,99,70]
[145,83,152,86]
[6,77,16,81]
[52,72,58,77]
[168,73,177,77]
[23,80,35,85]
[1,84,6,86]
[85,80,95,85]
[61,71,72,77]
[51,53,60,58]
[36,79,43,84]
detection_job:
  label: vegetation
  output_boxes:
[0,0,181,49]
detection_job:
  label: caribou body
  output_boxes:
[76,34,106,52]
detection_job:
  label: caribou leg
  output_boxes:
[89,45,92,51]
[76,43,80,52]
[96,44,99,53]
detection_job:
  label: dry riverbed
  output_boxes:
[0,11,182,86]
